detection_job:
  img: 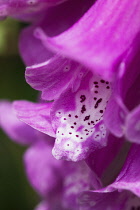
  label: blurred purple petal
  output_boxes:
[0,101,37,145]
[19,25,54,66]
[24,140,63,196]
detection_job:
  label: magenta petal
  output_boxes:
[41,0,140,79]
[0,101,37,145]
[125,105,140,143]
[86,134,123,179]
[19,26,54,66]
[104,96,128,137]
[104,145,140,197]
[24,140,63,196]
[104,52,140,137]
[26,57,80,100]
[13,100,55,137]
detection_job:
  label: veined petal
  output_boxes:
[0,101,37,145]
[26,57,81,100]
[20,0,97,62]
[51,71,111,161]
[13,100,55,137]
[38,0,140,80]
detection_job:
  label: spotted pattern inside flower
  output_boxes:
[56,77,111,142]
[53,73,111,160]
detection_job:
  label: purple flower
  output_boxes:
[1,0,140,209]
[11,0,140,161]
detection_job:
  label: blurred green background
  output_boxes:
[0,19,39,210]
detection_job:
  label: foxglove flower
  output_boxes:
[1,0,140,209]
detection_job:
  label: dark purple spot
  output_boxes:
[68,114,71,117]
[64,118,66,120]
[71,126,74,128]
[94,81,98,84]
[94,98,102,109]
[67,144,69,146]
[57,131,59,133]
[84,115,90,121]
[62,133,64,135]
[69,132,72,134]
[76,135,79,137]
[94,91,98,94]
[94,97,97,100]
[80,95,86,102]
[80,137,83,139]
[88,123,90,125]
[91,121,94,123]
[75,115,78,118]
[100,80,105,83]
[81,105,86,113]
[74,122,77,125]
[106,81,109,84]
[100,110,103,113]
[106,86,110,89]
[86,133,89,135]
[95,85,99,88]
